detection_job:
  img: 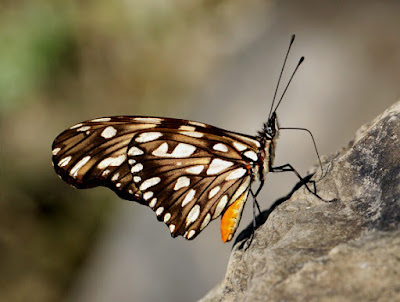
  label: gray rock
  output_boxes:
[199,101,400,302]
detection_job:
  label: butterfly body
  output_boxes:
[52,114,279,242]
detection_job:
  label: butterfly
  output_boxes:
[52,35,308,243]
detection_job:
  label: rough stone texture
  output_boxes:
[199,101,400,302]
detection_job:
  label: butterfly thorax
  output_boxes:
[257,113,279,176]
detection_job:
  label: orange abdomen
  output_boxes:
[220,191,247,242]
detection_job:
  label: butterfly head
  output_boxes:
[266,112,279,138]
[258,111,279,143]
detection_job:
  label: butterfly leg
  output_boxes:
[242,189,257,250]
[271,163,321,199]
[252,179,264,214]
[243,182,264,250]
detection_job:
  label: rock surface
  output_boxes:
[199,101,400,302]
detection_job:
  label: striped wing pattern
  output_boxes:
[52,116,262,241]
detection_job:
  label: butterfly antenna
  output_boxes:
[272,56,304,114]
[268,34,296,119]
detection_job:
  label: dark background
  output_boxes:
[1,1,399,301]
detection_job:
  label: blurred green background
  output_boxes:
[1,1,399,301]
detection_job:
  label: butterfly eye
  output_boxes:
[265,123,275,137]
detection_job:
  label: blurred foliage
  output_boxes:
[0,1,269,301]
[0,2,76,112]
[0,0,269,115]
[0,180,112,302]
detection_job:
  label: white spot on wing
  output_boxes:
[152,143,168,156]
[140,177,161,191]
[181,131,203,138]
[179,125,196,131]
[91,117,111,122]
[174,176,190,191]
[208,186,220,199]
[244,150,258,161]
[52,148,61,156]
[156,207,164,216]
[169,224,175,233]
[128,146,144,156]
[189,121,206,127]
[135,132,163,143]
[70,156,91,177]
[187,230,196,239]
[213,143,228,152]
[58,156,71,167]
[181,189,196,207]
[152,142,196,158]
[131,163,143,173]
[186,165,204,175]
[207,159,233,175]
[134,117,162,123]
[186,205,200,226]
[200,213,211,231]
[128,159,136,165]
[77,126,91,132]
[164,213,171,223]
[226,168,247,180]
[101,126,117,139]
[233,141,247,151]
[213,195,228,218]
[133,176,141,183]
[97,154,126,169]
[70,123,83,129]
[111,172,120,181]
[116,183,121,188]
[143,191,154,200]
[172,143,197,157]
[149,198,157,208]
